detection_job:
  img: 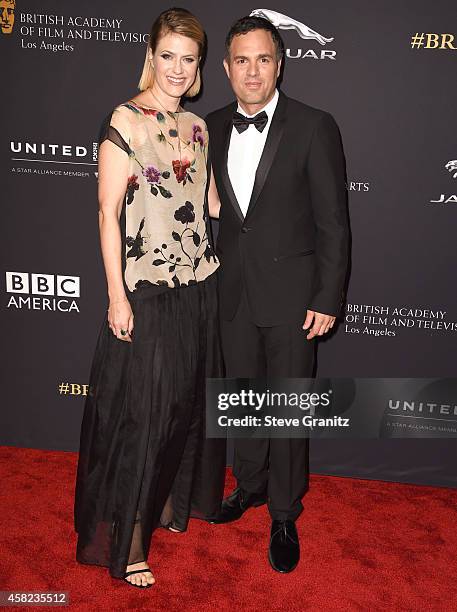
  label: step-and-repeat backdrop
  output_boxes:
[1,1,456,487]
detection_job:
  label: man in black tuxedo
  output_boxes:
[206,16,349,573]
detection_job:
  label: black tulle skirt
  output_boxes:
[74,273,226,578]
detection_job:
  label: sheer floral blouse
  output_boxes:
[98,100,219,295]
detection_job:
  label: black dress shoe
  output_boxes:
[268,520,300,573]
[211,487,267,524]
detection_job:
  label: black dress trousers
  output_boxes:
[220,289,315,522]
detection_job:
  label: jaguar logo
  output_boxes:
[429,159,457,204]
[249,8,333,45]
[445,160,457,179]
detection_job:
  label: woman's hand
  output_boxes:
[108,298,134,342]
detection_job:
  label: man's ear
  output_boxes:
[223,58,230,79]
[276,59,282,78]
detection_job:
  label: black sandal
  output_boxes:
[123,568,154,588]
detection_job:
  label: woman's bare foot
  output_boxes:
[124,561,155,587]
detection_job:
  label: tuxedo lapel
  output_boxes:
[245,92,288,221]
[220,107,244,223]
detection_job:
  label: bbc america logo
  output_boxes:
[5,272,81,312]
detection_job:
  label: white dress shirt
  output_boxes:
[227,89,279,217]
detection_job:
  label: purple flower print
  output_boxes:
[142,165,161,184]
[192,123,204,147]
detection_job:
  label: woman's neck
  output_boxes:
[147,86,180,113]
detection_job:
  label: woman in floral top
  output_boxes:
[74,8,225,588]
[101,98,218,292]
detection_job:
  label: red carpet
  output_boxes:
[0,446,456,611]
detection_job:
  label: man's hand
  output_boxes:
[303,310,336,339]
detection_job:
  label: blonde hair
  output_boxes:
[138,8,206,98]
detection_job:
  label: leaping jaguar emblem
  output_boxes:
[445,160,457,179]
[249,8,334,45]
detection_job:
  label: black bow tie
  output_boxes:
[232,110,268,134]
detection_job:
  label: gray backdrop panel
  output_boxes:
[1,0,456,487]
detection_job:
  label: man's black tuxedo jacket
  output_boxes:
[206,91,349,326]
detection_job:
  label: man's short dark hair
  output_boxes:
[225,15,284,61]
